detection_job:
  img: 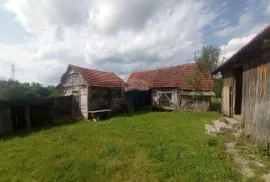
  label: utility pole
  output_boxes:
[11,63,15,81]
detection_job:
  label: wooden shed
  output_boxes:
[126,63,214,111]
[59,65,125,120]
[212,25,270,145]
[0,96,75,134]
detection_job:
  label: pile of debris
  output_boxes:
[205,116,242,135]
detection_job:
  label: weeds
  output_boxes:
[256,145,269,157]
[207,138,218,147]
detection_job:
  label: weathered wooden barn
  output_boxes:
[60,65,125,120]
[0,96,75,135]
[126,63,214,111]
[212,25,270,145]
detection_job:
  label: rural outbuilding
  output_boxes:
[60,65,125,120]
[126,63,214,111]
[0,96,75,134]
[212,25,270,145]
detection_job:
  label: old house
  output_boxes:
[60,65,125,119]
[212,25,270,145]
[126,63,214,111]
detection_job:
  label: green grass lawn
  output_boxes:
[0,112,240,182]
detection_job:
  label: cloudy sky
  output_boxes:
[0,0,269,85]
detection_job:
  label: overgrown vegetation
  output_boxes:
[0,112,242,181]
[194,45,221,73]
[0,80,60,101]
[210,97,221,112]
[217,133,270,181]
[214,77,223,98]
[185,45,222,94]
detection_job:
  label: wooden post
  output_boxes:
[25,105,31,130]
[108,88,112,109]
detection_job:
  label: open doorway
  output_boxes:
[11,106,27,131]
[234,66,243,115]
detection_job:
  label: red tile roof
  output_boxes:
[62,65,124,88]
[127,63,213,91]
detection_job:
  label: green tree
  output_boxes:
[214,78,223,98]
[185,45,221,91]
[184,45,222,111]
[0,80,60,101]
[194,45,221,73]
[47,86,61,97]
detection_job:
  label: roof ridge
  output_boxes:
[69,64,115,74]
[130,63,196,74]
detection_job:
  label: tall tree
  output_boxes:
[185,45,221,97]
[194,45,221,73]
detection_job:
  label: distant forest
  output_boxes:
[0,80,60,101]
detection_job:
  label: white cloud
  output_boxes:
[218,0,270,59]
[220,33,256,60]
[1,0,215,85]
[216,11,256,37]
[239,12,253,25]
[213,18,229,29]
[215,0,268,38]
[265,3,270,16]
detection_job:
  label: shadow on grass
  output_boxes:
[0,111,153,141]
[109,105,168,119]
[0,119,80,141]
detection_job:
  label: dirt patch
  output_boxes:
[263,173,270,182]
[224,142,255,178]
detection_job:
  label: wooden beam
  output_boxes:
[163,93,177,107]
[25,105,31,130]
[88,87,98,100]
[156,92,163,101]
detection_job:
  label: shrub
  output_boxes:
[256,145,269,157]
[208,138,218,147]
[209,97,221,112]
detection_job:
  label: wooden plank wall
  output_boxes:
[0,105,12,134]
[178,95,210,112]
[62,69,88,119]
[241,50,270,145]
[89,87,124,112]
[88,87,110,110]
[151,88,178,109]
[151,88,211,111]
[221,70,234,116]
